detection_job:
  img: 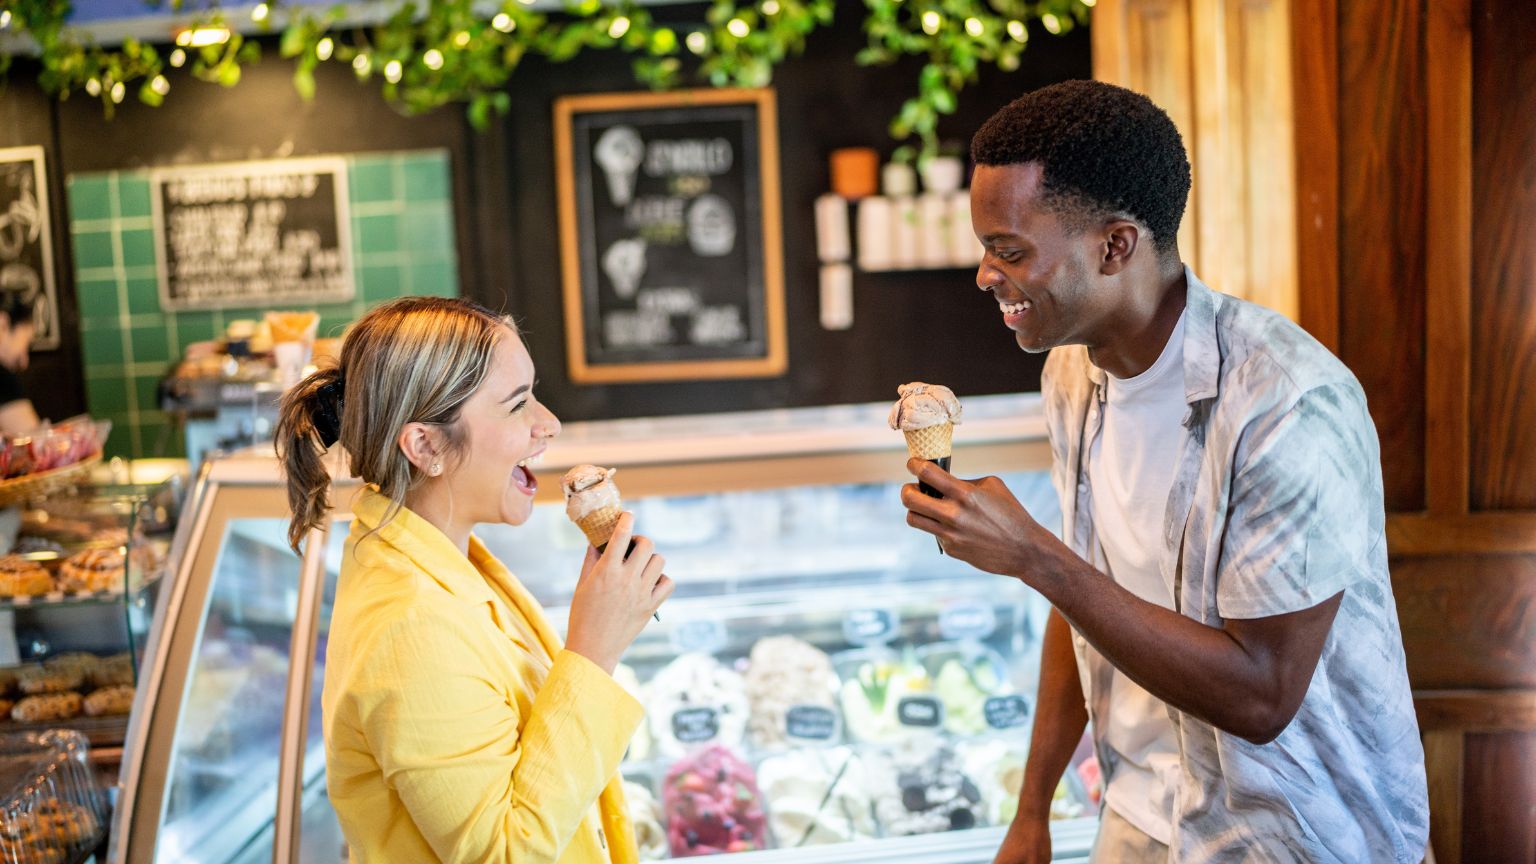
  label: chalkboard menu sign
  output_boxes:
[149,156,354,311]
[0,147,60,350]
[554,88,786,384]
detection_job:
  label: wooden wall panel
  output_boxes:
[1290,0,1339,352]
[1391,554,1536,690]
[1469,0,1536,511]
[1337,0,1427,512]
[1461,732,1536,863]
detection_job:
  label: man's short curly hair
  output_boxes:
[971,80,1191,254]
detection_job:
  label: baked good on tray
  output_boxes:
[0,556,52,597]
[11,692,83,723]
[57,548,124,593]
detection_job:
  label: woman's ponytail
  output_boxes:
[276,366,345,553]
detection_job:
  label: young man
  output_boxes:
[900,80,1429,862]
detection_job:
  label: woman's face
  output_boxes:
[0,318,34,372]
[442,329,560,527]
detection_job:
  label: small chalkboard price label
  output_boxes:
[671,707,721,743]
[896,696,944,728]
[668,618,727,656]
[984,695,1030,730]
[784,705,838,742]
[843,608,899,645]
[939,602,997,642]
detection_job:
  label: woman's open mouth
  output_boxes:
[513,453,543,495]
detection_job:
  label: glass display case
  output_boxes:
[112,394,1102,863]
[0,483,171,762]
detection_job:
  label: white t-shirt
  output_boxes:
[1086,309,1187,844]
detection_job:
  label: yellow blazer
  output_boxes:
[322,487,643,863]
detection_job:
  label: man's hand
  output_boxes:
[900,457,1074,586]
[993,813,1052,864]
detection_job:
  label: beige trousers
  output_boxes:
[1089,806,1171,863]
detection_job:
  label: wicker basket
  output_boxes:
[0,454,101,508]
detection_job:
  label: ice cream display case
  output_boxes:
[111,394,1100,863]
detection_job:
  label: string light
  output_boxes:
[964,17,983,37]
[176,26,231,47]
[1081,0,1097,6]
[384,59,403,82]
[762,0,780,13]
[0,10,12,29]
[110,81,126,103]
[726,17,749,38]
[492,13,514,31]
[1041,13,1061,34]
[150,75,170,96]
[169,48,187,67]
[1006,19,1027,42]
[352,53,372,75]
[316,37,334,61]
[608,16,630,38]
[251,3,269,23]
[85,78,102,97]
[423,49,444,70]
[685,31,709,54]
[454,30,471,47]
[921,11,941,34]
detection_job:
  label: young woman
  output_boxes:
[278,296,671,863]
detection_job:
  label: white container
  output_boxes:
[855,196,895,270]
[881,161,917,197]
[890,196,920,269]
[819,263,854,330]
[915,193,953,268]
[814,193,851,263]
[920,155,965,194]
[947,191,983,266]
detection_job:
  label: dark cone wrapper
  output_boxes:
[919,456,951,499]
[594,538,659,621]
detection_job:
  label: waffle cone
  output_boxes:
[903,422,953,460]
[576,506,623,549]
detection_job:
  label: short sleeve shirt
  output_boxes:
[1041,269,1430,862]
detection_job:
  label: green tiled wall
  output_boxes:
[66,151,459,460]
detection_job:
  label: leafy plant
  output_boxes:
[0,0,1091,153]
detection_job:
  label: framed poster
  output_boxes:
[0,146,60,351]
[149,156,354,311]
[554,88,787,384]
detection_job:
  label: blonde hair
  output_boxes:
[276,296,513,552]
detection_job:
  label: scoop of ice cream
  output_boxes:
[932,653,1009,736]
[744,636,839,748]
[563,464,621,521]
[837,650,933,744]
[959,739,1029,825]
[647,652,750,758]
[662,745,768,856]
[623,780,670,861]
[888,382,962,431]
[757,746,877,846]
[865,740,985,836]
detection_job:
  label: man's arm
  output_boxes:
[900,461,1341,745]
[995,608,1084,864]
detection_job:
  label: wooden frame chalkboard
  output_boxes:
[554,88,786,383]
[0,146,60,351]
[149,156,355,311]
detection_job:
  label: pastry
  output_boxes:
[18,666,84,695]
[0,555,52,597]
[0,698,13,718]
[90,652,134,689]
[83,685,135,717]
[58,548,125,593]
[11,692,83,723]
[84,527,128,550]
[43,652,99,677]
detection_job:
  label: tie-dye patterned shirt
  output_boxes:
[1042,269,1429,862]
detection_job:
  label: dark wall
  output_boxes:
[0,81,84,424]
[497,9,1090,422]
[8,1,1090,425]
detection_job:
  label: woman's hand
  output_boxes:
[564,512,672,674]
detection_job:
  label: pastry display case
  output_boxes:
[112,394,1101,863]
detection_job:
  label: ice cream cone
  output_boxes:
[577,505,624,551]
[902,422,953,461]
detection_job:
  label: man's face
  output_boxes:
[970,163,1114,354]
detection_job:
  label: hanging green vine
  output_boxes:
[0,0,1091,156]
